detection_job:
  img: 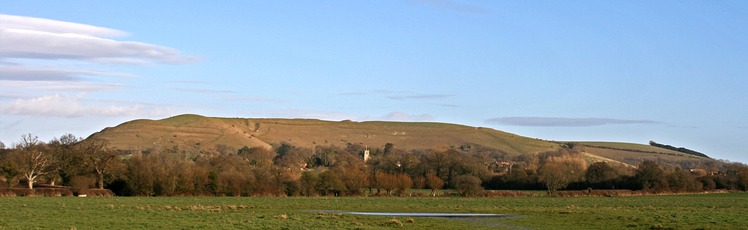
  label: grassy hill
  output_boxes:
[89,114,712,166]
[90,114,558,155]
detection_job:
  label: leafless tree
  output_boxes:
[425,172,444,196]
[79,138,119,189]
[13,134,50,189]
[538,155,587,194]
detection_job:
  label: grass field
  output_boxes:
[1,193,746,229]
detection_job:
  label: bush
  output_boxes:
[85,189,115,197]
[480,190,535,197]
[0,188,73,196]
[69,176,95,195]
[452,175,483,196]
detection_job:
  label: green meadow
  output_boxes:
[1,193,746,229]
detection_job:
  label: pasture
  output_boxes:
[1,193,746,229]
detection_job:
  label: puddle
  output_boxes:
[310,210,511,218]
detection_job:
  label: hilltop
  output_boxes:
[89,114,712,167]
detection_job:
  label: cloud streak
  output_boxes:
[486,116,659,127]
[0,14,195,64]
[0,65,135,81]
[0,94,178,118]
[0,14,196,118]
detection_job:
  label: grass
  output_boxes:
[1,193,746,229]
[579,141,692,157]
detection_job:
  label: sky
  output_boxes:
[1,1,747,163]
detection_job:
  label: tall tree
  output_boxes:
[585,162,619,189]
[0,156,21,187]
[237,146,275,168]
[538,155,587,194]
[79,138,119,189]
[13,134,51,189]
[635,160,668,191]
[48,134,83,186]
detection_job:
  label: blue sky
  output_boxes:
[1,1,747,163]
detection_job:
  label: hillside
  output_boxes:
[89,114,712,166]
[90,114,557,155]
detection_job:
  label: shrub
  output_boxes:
[452,175,483,196]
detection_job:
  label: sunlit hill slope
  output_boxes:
[89,114,711,166]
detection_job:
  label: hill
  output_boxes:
[90,114,557,154]
[89,114,713,166]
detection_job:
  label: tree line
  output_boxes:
[1,134,747,196]
[649,141,710,158]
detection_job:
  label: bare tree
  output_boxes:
[425,172,444,196]
[538,155,587,195]
[394,173,413,195]
[0,140,5,149]
[13,134,51,189]
[79,138,119,189]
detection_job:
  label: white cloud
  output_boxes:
[0,14,195,64]
[0,65,135,81]
[0,14,126,37]
[0,14,196,118]
[2,94,142,117]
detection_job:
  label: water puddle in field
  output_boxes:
[309,210,512,218]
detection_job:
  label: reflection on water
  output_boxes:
[309,210,511,218]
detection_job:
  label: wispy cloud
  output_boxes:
[0,14,197,120]
[0,14,196,64]
[486,116,659,127]
[0,65,135,81]
[33,82,123,92]
[1,94,138,117]
[0,13,195,100]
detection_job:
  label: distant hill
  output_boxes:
[89,114,713,167]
